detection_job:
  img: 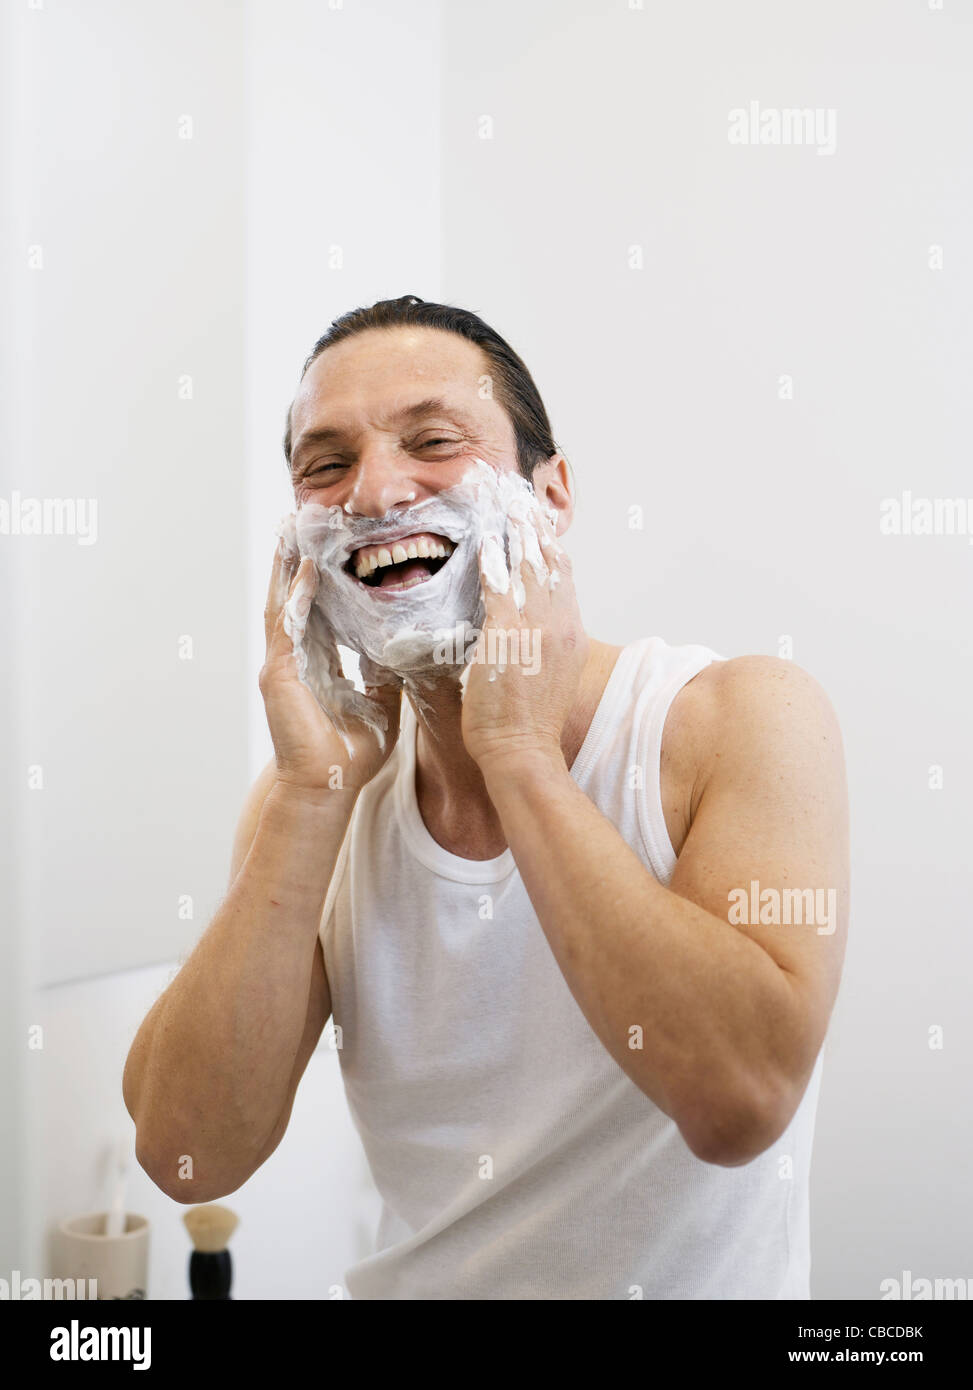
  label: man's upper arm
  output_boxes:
[667,655,850,1085]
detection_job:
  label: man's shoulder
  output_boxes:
[662,653,842,813]
[678,651,832,715]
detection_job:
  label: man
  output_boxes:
[124,295,849,1300]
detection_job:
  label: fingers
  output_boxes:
[264,536,298,649]
[301,602,347,701]
[266,555,318,668]
[482,511,562,622]
[478,533,520,629]
[533,497,562,555]
[513,514,551,591]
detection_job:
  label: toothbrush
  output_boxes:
[104,1137,128,1237]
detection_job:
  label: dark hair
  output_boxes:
[283,294,557,480]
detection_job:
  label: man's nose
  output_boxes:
[340,443,419,518]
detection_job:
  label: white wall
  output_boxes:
[9,0,250,988]
[0,0,30,1287]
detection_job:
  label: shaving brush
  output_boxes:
[182,1203,239,1300]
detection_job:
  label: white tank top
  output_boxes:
[320,636,824,1299]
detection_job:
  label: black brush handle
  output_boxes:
[189,1249,232,1300]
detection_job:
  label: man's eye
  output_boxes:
[417,436,457,448]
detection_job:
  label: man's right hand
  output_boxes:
[259,541,402,794]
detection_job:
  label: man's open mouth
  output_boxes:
[345,531,456,592]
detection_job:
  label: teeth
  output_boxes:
[352,535,454,580]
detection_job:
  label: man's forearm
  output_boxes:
[479,749,804,1164]
[125,783,350,1198]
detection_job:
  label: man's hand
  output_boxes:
[461,504,588,773]
[260,540,402,794]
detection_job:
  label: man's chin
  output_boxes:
[342,613,480,682]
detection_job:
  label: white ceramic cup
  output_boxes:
[55,1212,150,1300]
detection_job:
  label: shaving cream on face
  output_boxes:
[275,457,562,725]
[274,518,388,757]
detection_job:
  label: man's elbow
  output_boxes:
[133,1134,247,1205]
[679,1078,796,1168]
[133,1138,186,1203]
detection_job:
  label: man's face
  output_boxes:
[288,326,523,589]
[283,325,563,675]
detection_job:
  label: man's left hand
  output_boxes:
[461,502,588,774]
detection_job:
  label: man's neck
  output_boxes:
[409,637,623,860]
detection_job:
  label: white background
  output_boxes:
[2,0,970,1299]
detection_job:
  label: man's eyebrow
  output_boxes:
[394,396,475,427]
[290,396,475,469]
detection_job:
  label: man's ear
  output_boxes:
[533,453,574,536]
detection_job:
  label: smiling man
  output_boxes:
[124,294,850,1301]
